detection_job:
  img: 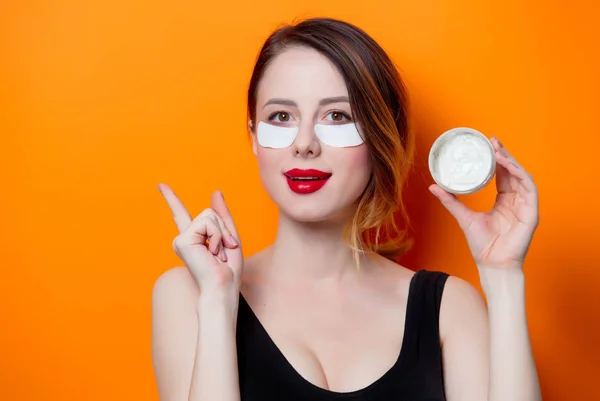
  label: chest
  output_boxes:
[240,293,408,393]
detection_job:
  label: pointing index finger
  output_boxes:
[158,183,192,233]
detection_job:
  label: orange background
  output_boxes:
[1,0,598,400]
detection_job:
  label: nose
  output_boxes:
[292,122,321,158]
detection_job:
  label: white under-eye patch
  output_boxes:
[256,121,364,149]
[314,123,364,147]
[256,121,298,149]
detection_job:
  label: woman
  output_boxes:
[152,18,542,401]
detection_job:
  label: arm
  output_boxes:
[190,288,240,401]
[430,136,542,400]
[440,271,542,401]
[153,186,245,401]
[151,267,241,401]
[482,268,541,401]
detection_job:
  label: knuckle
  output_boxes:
[172,235,183,251]
[199,208,215,218]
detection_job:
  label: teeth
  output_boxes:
[289,176,327,181]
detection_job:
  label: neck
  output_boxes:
[268,210,367,282]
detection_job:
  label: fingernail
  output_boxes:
[229,235,239,246]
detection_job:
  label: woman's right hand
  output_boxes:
[158,184,243,296]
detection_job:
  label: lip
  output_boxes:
[284,168,332,194]
[284,168,332,179]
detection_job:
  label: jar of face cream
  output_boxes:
[428,127,496,195]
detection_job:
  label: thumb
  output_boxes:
[429,184,474,231]
[211,190,240,241]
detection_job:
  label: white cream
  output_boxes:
[429,128,496,194]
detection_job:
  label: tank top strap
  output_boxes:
[401,269,450,369]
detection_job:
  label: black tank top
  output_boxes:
[236,270,449,400]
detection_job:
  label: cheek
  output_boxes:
[256,148,283,182]
[342,146,371,180]
[331,145,372,200]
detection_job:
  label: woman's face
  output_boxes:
[252,46,372,223]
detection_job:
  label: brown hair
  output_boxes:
[247,18,414,264]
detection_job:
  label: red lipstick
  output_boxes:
[284,168,332,194]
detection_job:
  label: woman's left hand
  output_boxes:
[429,137,539,272]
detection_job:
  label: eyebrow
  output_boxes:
[262,96,350,109]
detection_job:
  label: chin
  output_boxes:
[280,204,336,223]
[276,193,357,225]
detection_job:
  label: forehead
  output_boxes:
[256,46,349,103]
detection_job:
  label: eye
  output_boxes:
[325,111,351,123]
[267,111,293,123]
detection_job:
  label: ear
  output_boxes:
[248,120,257,155]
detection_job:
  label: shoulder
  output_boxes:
[152,266,198,295]
[439,275,487,314]
[438,274,488,345]
[369,254,417,282]
[152,266,199,310]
